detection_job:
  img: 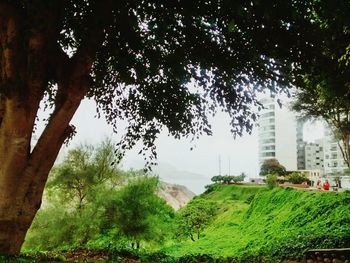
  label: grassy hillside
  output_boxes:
[165,185,350,262]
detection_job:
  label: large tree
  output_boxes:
[259,158,286,176]
[0,0,339,255]
[292,0,350,169]
[293,90,350,170]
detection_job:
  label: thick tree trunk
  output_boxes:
[0,90,86,255]
[0,219,31,255]
[0,203,36,255]
[0,1,112,255]
[0,102,38,255]
[0,96,90,250]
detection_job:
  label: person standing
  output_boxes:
[316,180,322,190]
[323,180,330,191]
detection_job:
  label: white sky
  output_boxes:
[68,100,259,173]
[36,98,324,194]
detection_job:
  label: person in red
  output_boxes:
[323,180,330,191]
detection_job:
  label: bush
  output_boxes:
[204,184,216,193]
[286,172,309,184]
[266,174,278,189]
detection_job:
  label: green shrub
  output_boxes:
[266,174,278,189]
[204,184,217,193]
[286,172,309,184]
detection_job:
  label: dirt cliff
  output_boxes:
[158,182,195,210]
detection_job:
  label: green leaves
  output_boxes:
[266,174,278,189]
[228,20,237,33]
[286,172,309,184]
[24,140,175,251]
[46,138,124,208]
[105,176,175,247]
[211,174,246,184]
[177,198,217,241]
[259,158,286,176]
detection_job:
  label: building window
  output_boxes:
[261,138,275,144]
[261,112,274,118]
[262,145,275,151]
[262,152,276,157]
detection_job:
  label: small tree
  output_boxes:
[266,174,279,189]
[47,139,124,209]
[177,198,217,241]
[24,140,126,250]
[286,172,309,184]
[260,159,286,176]
[109,176,173,248]
[211,175,222,184]
[232,173,246,183]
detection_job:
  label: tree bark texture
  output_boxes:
[0,1,112,255]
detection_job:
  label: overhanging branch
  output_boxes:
[0,3,23,94]
[17,0,115,210]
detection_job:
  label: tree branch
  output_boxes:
[0,3,24,94]
[18,0,115,211]
[25,0,69,112]
[54,0,114,108]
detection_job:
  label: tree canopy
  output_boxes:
[47,139,125,209]
[211,174,246,184]
[177,198,217,241]
[293,88,350,169]
[109,176,174,248]
[259,158,286,176]
[291,0,350,169]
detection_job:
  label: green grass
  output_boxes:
[19,184,350,262]
[204,184,265,203]
[164,185,350,262]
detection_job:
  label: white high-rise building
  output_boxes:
[296,119,306,170]
[304,139,324,171]
[323,126,348,174]
[258,96,297,171]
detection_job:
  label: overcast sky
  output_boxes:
[36,98,324,194]
[62,100,260,173]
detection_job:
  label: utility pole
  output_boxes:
[218,155,222,175]
[228,158,231,176]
